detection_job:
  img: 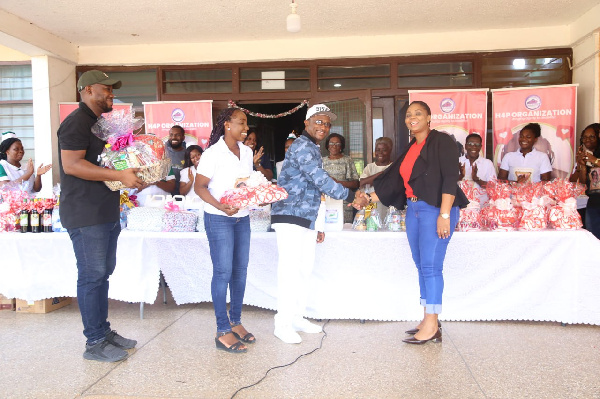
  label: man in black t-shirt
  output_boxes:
[58,70,143,362]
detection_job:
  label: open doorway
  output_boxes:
[240,103,307,178]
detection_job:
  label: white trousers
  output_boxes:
[272,223,317,328]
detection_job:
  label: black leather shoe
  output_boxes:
[402,328,442,344]
[405,320,442,335]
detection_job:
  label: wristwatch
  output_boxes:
[440,213,450,220]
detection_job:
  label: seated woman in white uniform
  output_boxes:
[0,134,52,195]
[498,123,552,183]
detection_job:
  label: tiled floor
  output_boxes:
[1,292,599,399]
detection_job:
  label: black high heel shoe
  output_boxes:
[402,328,442,344]
[405,320,442,335]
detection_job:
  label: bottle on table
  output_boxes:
[42,206,53,233]
[30,199,40,233]
[19,199,29,233]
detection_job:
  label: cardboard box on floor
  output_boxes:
[0,294,15,311]
[15,297,72,314]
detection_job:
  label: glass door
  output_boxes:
[312,90,371,175]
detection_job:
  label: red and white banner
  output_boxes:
[143,101,213,149]
[59,102,133,123]
[409,89,488,156]
[492,84,577,179]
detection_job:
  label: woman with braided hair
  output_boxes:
[194,108,255,353]
[0,136,52,194]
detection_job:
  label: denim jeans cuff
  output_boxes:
[88,337,106,346]
[217,328,232,334]
[425,304,442,314]
[420,298,427,307]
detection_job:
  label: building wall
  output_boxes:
[1,5,599,189]
[572,32,599,139]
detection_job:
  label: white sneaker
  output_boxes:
[274,326,302,344]
[292,318,322,333]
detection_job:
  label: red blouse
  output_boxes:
[400,137,427,198]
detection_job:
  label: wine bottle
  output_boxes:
[42,207,53,232]
[19,199,29,233]
[30,199,40,233]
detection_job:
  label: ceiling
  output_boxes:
[1,0,598,47]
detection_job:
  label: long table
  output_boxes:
[2,228,600,324]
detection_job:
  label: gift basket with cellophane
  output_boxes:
[92,110,171,191]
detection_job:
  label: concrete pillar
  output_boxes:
[31,55,76,197]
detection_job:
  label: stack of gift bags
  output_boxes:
[456,180,486,231]
[480,178,518,231]
[459,178,585,231]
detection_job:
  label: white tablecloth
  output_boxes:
[0,231,160,304]
[2,228,600,324]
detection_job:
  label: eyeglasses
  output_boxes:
[465,142,482,147]
[314,120,332,128]
[328,142,342,147]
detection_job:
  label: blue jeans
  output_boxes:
[405,200,459,314]
[67,221,121,345]
[204,213,251,333]
[586,206,600,239]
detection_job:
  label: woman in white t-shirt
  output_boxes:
[498,123,552,183]
[179,144,203,203]
[0,136,51,195]
[195,108,255,354]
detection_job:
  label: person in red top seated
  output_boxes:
[370,100,468,345]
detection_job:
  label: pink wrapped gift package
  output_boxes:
[544,179,586,230]
[220,171,288,209]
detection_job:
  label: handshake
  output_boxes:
[348,190,376,210]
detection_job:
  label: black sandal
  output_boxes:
[215,332,247,353]
[230,323,256,344]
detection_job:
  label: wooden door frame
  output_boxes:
[372,97,396,162]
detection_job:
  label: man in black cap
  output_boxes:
[58,70,144,362]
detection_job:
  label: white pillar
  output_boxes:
[31,55,76,197]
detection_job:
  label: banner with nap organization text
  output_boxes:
[59,102,133,123]
[409,89,489,157]
[492,84,577,179]
[143,101,213,149]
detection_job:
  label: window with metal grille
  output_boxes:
[481,55,568,89]
[318,65,390,91]
[398,62,474,88]
[89,69,159,112]
[240,68,310,92]
[0,63,34,163]
[163,69,232,94]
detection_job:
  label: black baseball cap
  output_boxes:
[77,70,122,92]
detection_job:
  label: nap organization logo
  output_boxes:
[440,98,455,113]
[171,108,185,123]
[525,95,541,110]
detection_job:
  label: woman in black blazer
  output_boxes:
[371,101,468,344]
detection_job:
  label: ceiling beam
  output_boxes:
[0,9,77,63]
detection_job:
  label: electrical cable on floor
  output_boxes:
[230,319,330,399]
